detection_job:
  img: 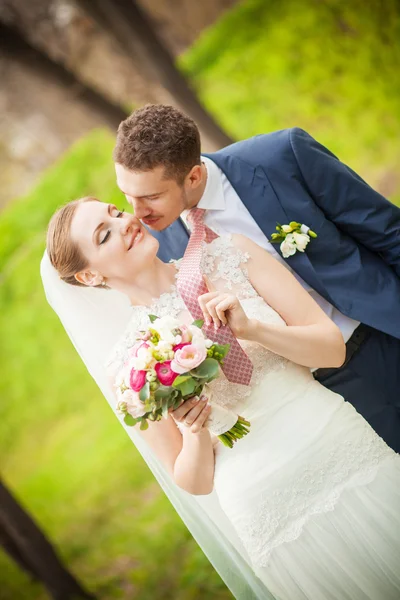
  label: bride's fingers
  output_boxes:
[182,398,207,426]
[206,296,228,329]
[215,297,235,325]
[198,291,220,326]
[171,396,200,421]
[190,402,211,433]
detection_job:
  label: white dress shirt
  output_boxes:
[182,156,359,346]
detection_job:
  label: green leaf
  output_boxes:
[190,358,220,379]
[173,376,197,397]
[139,419,149,431]
[139,382,150,402]
[192,319,204,328]
[172,375,191,387]
[154,385,173,400]
[148,314,158,323]
[124,414,138,427]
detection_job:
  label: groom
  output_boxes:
[113,104,400,452]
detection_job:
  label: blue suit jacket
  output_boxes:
[152,128,400,340]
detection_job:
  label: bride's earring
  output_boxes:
[101,278,107,287]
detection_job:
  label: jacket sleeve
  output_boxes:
[289,127,400,278]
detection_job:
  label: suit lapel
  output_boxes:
[205,153,334,303]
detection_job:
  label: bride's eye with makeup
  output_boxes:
[99,208,124,245]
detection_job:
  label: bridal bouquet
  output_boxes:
[114,315,251,448]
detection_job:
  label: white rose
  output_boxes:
[128,346,154,370]
[155,327,177,344]
[292,232,310,252]
[129,356,147,371]
[137,345,153,362]
[280,233,297,258]
[188,325,206,344]
[155,315,180,328]
[157,341,173,352]
[152,316,180,340]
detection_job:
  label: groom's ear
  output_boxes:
[75,270,103,287]
[186,164,203,188]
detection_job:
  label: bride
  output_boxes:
[44,196,400,600]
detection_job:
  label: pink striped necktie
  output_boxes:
[176,207,253,386]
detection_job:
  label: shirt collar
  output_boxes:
[196,156,225,211]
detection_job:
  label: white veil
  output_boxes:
[40,251,274,600]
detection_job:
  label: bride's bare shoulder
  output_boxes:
[231,233,268,258]
[230,233,252,249]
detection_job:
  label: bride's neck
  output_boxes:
[118,259,177,307]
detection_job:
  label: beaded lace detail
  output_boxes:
[106,235,287,411]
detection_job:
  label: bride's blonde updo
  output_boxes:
[47,196,100,287]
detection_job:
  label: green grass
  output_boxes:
[1,0,400,597]
[0,130,123,273]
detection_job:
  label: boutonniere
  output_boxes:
[270,222,317,258]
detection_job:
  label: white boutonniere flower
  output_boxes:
[270,222,317,258]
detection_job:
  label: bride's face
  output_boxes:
[70,200,159,287]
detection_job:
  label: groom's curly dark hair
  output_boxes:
[113,104,201,184]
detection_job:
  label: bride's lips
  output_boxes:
[128,227,144,251]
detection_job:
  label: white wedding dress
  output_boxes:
[107,236,400,600]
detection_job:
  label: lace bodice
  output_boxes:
[107,235,288,411]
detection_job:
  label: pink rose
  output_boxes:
[129,368,147,392]
[155,361,179,386]
[171,344,207,374]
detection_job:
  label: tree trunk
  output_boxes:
[0,20,128,131]
[77,0,234,150]
[0,480,95,600]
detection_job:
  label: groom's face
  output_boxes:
[115,163,197,231]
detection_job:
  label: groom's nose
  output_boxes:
[126,197,151,219]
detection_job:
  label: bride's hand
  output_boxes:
[170,395,211,434]
[198,276,251,339]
